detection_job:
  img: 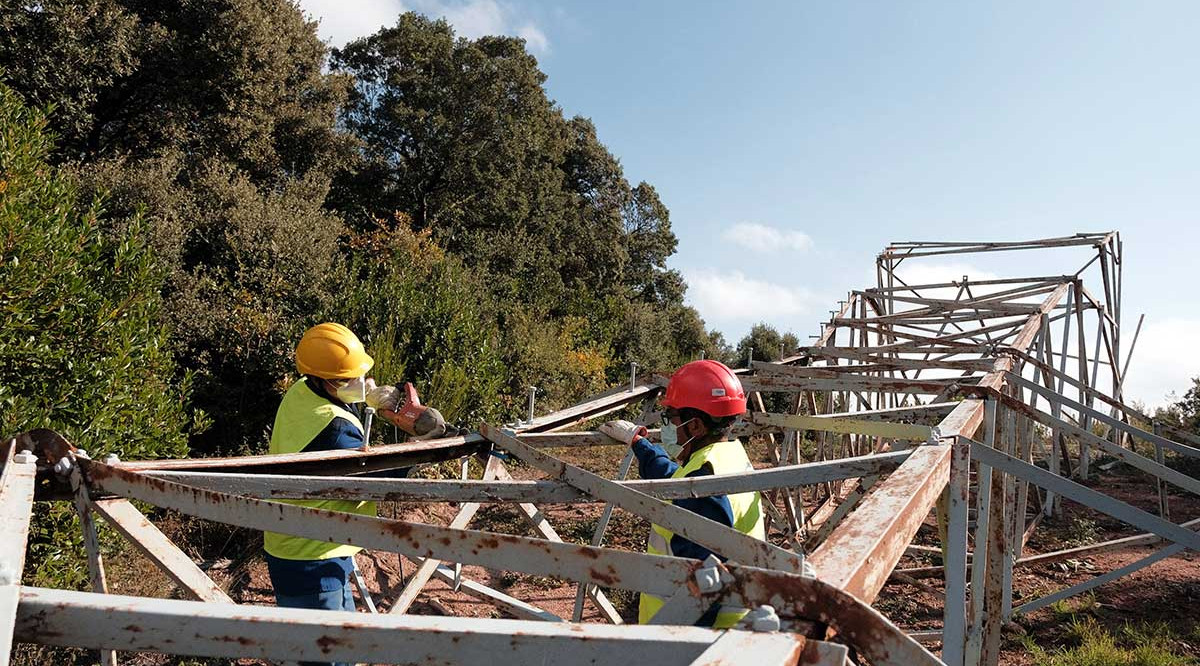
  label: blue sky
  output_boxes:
[300,1,1200,407]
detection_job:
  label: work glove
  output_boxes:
[600,419,647,445]
[366,385,400,411]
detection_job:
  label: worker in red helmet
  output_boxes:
[601,359,765,628]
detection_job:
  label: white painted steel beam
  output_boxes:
[12,587,780,666]
[0,450,37,666]
[89,498,233,604]
[751,411,936,442]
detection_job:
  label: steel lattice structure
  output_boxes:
[4,231,1198,666]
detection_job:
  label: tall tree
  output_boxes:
[331,14,630,308]
[1,0,355,454]
[0,0,352,183]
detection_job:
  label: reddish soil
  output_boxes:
[876,465,1200,664]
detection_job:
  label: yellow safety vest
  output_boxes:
[263,378,376,561]
[639,439,765,628]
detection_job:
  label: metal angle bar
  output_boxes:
[0,451,36,666]
[70,465,117,666]
[573,447,636,622]
[389,453,503,615]
[85,459,696,598]
[1007,372,1200,460]
[1013,543,1185,617]
[89,498,233,604]
[741,375,968,395]
[481,424,807,573]
[807,472,884,549]
[892,517,1200,580]
[516,382,661,433]
[713,564,942,666]
[751,411,935,441]
[993,389,1200,497]
[570,392,661,623]
[109,382,659,476]
[428,563,563,622]
[807,444,953,602]
[13,587,736,666]
[967,440,1200,552]
[864,275,1074,293]
[491,460,622,625]
[114,434,485,475]
[942,436,971,666]
[143,450,912,503]
[965,399,997,664]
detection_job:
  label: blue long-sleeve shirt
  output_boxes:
[631,437,735,562]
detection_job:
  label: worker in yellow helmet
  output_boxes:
[262,323,382,666]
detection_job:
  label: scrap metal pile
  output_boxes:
[4,231,1197,666]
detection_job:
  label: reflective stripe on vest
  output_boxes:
[263,378,376,561]
[638,440,765,628]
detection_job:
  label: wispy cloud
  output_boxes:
[683,269,819,340]
[721,222,813,254]
[299,0,550,53]
[516,23,549,53]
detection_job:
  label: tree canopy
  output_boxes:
[1,3,716,451]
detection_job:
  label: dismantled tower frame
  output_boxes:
[4,231,1198,666]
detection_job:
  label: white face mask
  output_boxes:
[334,377,368,404]
[660,417,698,459]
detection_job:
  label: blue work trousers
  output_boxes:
[274,582,356,666]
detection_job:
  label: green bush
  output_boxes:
[332,223,508,430]
[0,82,195,459]
[0,82,198,585]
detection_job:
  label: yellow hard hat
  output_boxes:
[295,323,374,379]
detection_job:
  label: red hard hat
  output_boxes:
[661,360,747,418]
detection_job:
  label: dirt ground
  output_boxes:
[66,442,1200,665]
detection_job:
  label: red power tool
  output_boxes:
[368,382,448,439]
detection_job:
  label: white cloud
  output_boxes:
[683,269,819,340]
[722,222,813,254]
[301,0,403,47]
[298,0,550,52]
[416,0,505,38]
[516,23,550,54]
[1122,318,1200,410]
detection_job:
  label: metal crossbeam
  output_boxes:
[0,448,37,666]
[142,450,911,503]
[16,587,840,665]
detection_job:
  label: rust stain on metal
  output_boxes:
[588,565,619,586]
[316,635,346,653]
[214,634,256,646]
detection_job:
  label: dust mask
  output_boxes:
[334,377,368,404]
[660,417,698,459]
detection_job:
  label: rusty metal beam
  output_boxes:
[89,498,233,604]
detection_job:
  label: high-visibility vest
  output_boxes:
[639,439,765,628]
[263,378,376,561]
